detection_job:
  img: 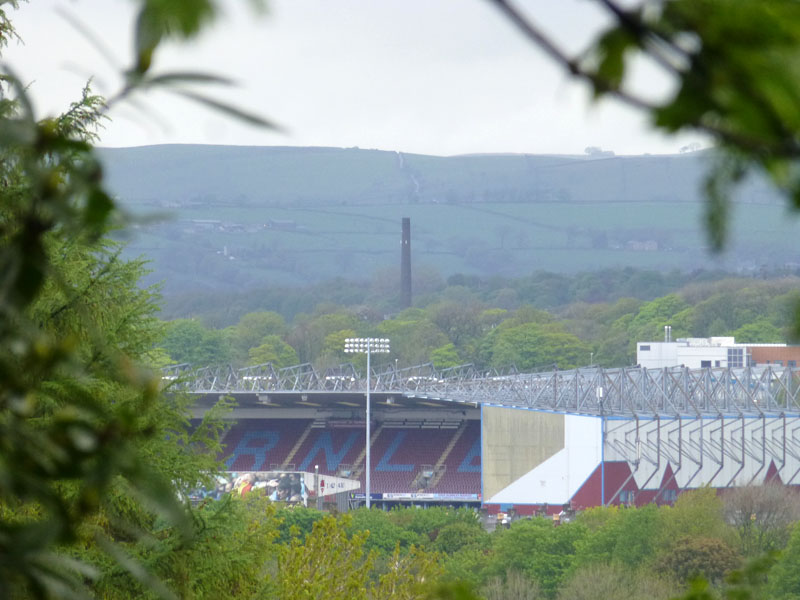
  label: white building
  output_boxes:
[637,335,799,369]
[637,336,738,369]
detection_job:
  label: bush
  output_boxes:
[558,563,677,600]
[657,537,741,585]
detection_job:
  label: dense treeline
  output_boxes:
[89,486,800,600]
[162,267,736,324]
[159,274,800,371]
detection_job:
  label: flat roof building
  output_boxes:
[637,335,800,369]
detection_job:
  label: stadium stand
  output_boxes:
[290,425,365,474]
[368,427,453,492]
[222,418,312,471]
[431,420,481,494]
[218,416,482,497]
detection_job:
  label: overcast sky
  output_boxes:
[5,0,702,156]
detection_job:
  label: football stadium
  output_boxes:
[175,360,800,515]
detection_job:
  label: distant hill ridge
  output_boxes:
[99,144,776,208]
[98,145,796,297]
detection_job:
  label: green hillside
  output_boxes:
[99,145,798,296]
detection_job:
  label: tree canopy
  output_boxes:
[6,0,800,598]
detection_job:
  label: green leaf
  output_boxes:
[84,189,114,227]
[142,0,216,38]
[703,155,746,252]
[592,27,638,97]
[0,66,35,120]
[133,0,218,74]
[144,71,236,87]
[96,535,178,600]
[169,88,280,129]
[654,80,712,133]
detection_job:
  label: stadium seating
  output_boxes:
[218,417,482,496]
[368,427,453,492]
[290,426,365,474]
[432,421,481,493]
[221,419,312,471]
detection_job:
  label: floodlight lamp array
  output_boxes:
[343,338,391,354]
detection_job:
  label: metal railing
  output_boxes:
[163,362,800,418]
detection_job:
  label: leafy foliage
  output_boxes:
[155,273,800,373]
[658,487,736,550]
[346,508,424,554]
[277,513,442,600]
[572,504,662,571]
[487,518,587,598]
[8,0,800,596]
[247,334,299,367]
[678,553,778,600]
[658,537,741,585]
[482,321,589,371]
[557,563,676,600]
[482,570,542,600]
[430,343,462,369]
[768,523,800,599]
[161,318,232,365]
[86,494,279,599]
[0,79,185,600]
[0,0,272,596]
[723,483,800,556]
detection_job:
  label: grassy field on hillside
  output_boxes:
[123,199,797,294]
[106,145,797,295]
